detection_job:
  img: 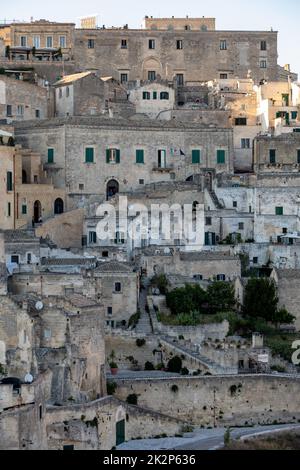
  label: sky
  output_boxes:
[1,0,299,77]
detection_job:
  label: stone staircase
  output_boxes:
[135,279,153,335]
[159,335,238,375]
[208,189,224,209]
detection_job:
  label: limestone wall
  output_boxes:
[35,208,84,249]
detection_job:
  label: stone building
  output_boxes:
[271,268,300,330]
[0,75,50,122]
[142,16,216,31]
[128,80,175,118]
[254,132,300,173]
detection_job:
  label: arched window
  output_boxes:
[33,200,42,223]
[160,92,169,100]
[106,179,119,200]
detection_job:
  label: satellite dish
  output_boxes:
[24,373,33,384]
[35,301,44,311]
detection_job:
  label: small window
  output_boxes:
[120,73,128,84]
[47,148,54,164]
[33,36,40,49]
[217,274,226,281]
[160,92,169,100]
[193,274,203,281]
[89,231,97,244]
[192,149,201,164]
[233,201,237,208]
[170,172,176,180]
[260,60,267,69]
[235,118,247,125]
[121,39,127,49]
[153,91,157,100]
[238,222,244,230]
[139,179,144,185]
[297,150,300,164]
[20,36,27,47]
[11,255,19,264]
[220,73,228,79]
[7,202,11,217]
[39,405,43,420]
[35,109,40,119]
[107,306,113,316]
[282,228,287,234]
[269,149,276,164]
[253,257,258,264]
[148,71,156,81]
[217,149,225,164]
[176,40,183,50]
[27,253,32,264]
[46,36,53,48]
[185,25,191,31]
[291,111,298,120]
[205,217,212,226]
[143,91,151,100]
[158,149,167,168]
[220,40,227,50]
[241,138,250,149]
[275,207,283,216]
[102,251,109,258]
[59,36,66,48]
[6,105,12,117]
[85,147,94,163]
[115,282,122,293]
[261,41,267,51]
[17,105,24,116]
[149,39,155,49]
[22,204,27,215]
[63,445,74,451]
[7,171,13,191]
[79,183,84,190]
[136,149,144,164]
[176,74,184,86]
[88,39,95,49]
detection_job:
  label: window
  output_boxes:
[44,329,51,339]
[17,105,24,116]
[238,222,244,230]
[253,257,258,264]
[35,109,40,119]
[59,36,66,48]
[158,149,166,168]
[176,40,183,50]
[7,171,13,191]
[149,39,155,49]
[217,274,226,281]
[39,405,43,420]
[260,60,267,69]
[139,179,144,185]
[292,111,298,120]
[205,217,212,226]
[33,36,40,48]
[106,148,120,164]
[220,73,228,79]
[275,207,283,216]
[120,73,128,84]
[217,149,226,164]
[7,202,11,217]
[153,91,157,100]
[89,231,97,244]
[85,147,94,163]
[66,86,70,97]
[114,231,125,244]
[46,36,53,48]
[235,117,247,125]
[102,251,109,258]
[79,183,84,190]
[48,148,54,164]
[22,204,27,215]
[160,92,169,100]
[115,282,122,293]
[193,274,203,281]
[269,149,276,164]
[220,40,227,50]
[136,149,144,164]
[27,253,32,264]
[282,228,287,234]
[88,39,95,49]
[297,150,300,164]
[20,36,27,47]
[107,307,113,316]
[148,71,156,81]
[185,25,191,31]
[261,41,267,51]
[6,105,12,117]
[192,149,201,164]
[121,39,127,49]
[233,201,237,208]
[142,91,151,100]
[176,74,184,86]
[241,138,250,149]
[11,255,19,264]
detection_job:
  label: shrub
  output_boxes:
[136,338,146,348]
[107,381,117,395]
[181,367,189,376]
[151,274,169,295]
[128,311,141,328]
[206,282,236,314]
[144,361,155,371]
[126,394,138,405]
[156,363,165,371]
[167,356,182,373]
[166,284,207,316]
[271,364,286,373]
[224,428,231,446]
[109,361,118,369]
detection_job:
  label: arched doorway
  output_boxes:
[204,172,213,190]
[33,200,42,223]
[54,198,64,215]
[106,179,119,200]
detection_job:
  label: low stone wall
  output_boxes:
[113,375,300,428]
[156,320,230,344]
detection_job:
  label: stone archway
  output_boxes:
[106,179,119,200]
[142,57,163,81]
[54,198,64,215]
[33,200,42,223]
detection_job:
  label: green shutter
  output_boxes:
[292,111,298,120]
[85,147,94,163]
[217,150,225,164]
[47,148,54,163]
[153,91,157,100]
[275,207,283,216]
[192,149,200,164]
[136,149,144,164]
[116,149,120,163]
[7,171,13,191]
[269,149,276,164]
[106,149,110,163]
[22,204,27,215]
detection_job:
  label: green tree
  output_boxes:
[243,278,278,322]
[166,284,207,315]
[207,281,236,314]
[167,356,182,373]
[272,308,295,327]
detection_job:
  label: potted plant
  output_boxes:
[110,361,118,375]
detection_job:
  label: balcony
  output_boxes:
[152,163,174,172]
